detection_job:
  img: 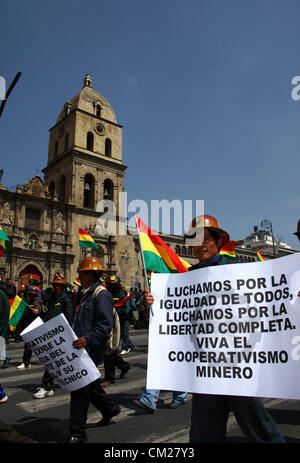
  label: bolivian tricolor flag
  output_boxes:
[135,216,191,273]
[9,296,28,328]
[257,249,265,262]
[79,228,98,249]
[0,226,11,254]
[220,241,236,260]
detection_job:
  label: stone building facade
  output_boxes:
[0,74,297,291]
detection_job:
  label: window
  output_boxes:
[64,133,69,151]
[105,138,112,156]
[175,245,181,255]
[96,104,101,117]
[84,174,95,209]
[54,141,58,157]
[103,179,114,202]
[87,132,94,151]
[25,208,40,230]
[58,175,66,203]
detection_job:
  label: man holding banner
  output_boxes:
[145,215,285,443]
[68,257,120,443]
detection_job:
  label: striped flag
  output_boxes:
[257,249,265,262]
[135,216,191,273]
[220,240,236,260]
[78,228,98,249]
[0,226,11,253]
[9,296,28,327]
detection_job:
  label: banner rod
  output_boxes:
[134,214,154,316]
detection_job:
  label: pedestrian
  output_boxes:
[101,290,131,387]
[0,279,16,370]
[132,290,187,412]
[105,276,134,354]
[16,285,44,370]
[143,214,285,443]
[68,257,120,443]
[33,272,73,399]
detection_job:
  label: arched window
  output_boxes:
[182,246,187,255]
[175,245,181,255]
[84,174,95,209]
[87,132,94,151]
[188,247,194,256]
[103,179,114,202]
[18,265,43,293]
[49,181,55,199]
[58,175,66,203]
[96,104,101,118]
[105,138,112,156]
[64,133,69,151]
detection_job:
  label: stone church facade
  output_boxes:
[0,75,196,291]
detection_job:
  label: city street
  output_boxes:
[1,328,300,446]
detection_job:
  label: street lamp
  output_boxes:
[260,219,276,257]
[0,72,22,119]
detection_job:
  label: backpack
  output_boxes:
[92,285,121,353]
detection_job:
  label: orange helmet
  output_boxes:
[52,272,66,285]
[78,256,104,272]
[184,214,230,247]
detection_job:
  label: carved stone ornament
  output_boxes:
[54,211,66,234]
[1,201,13,224]
[22,176,51,198]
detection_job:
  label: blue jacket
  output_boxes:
[71,282,114,365]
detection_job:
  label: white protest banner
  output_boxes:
[21,313,100,392]
[146,252,300,400]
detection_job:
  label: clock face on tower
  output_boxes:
[95,123,105,135]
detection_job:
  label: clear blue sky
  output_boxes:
[1,0,300,248]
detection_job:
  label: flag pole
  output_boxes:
[134,214,154,316]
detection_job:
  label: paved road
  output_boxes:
[1,329,300,446]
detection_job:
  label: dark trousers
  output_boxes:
[23,343,32,366]
[69,378,119,437]
[41,367,55,391]
[118,313,134,350]
[104,351,130,381]
[190,394,285,443]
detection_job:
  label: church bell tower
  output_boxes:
[43,74,126,215]
[42,75,127,276]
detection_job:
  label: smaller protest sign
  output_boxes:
[21,313,100,392]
